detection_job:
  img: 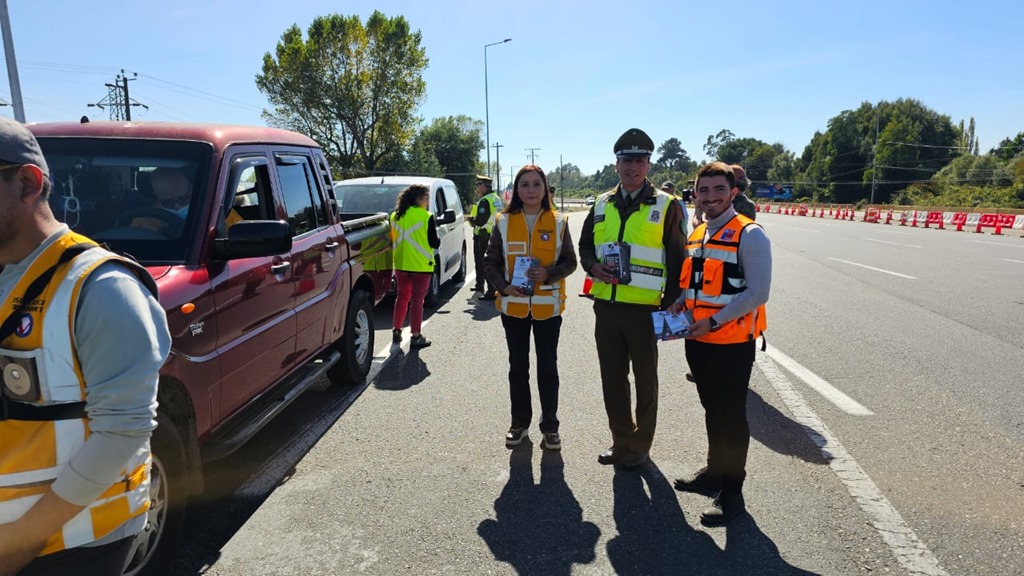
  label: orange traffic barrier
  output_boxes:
[864,207,880,223]
[974,213,1015,235]
[951,212,967,231]
[924,211,944,229]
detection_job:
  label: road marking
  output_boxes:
[875,230,915,236]
[756,354,949,576]
[793,227,821,233]
[764,345,873,415]
[863,238,921,249]
[1004,259,1024,264]
[828,257,917,279]
[974,240,1024,248]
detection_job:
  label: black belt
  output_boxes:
[0,398,87,421]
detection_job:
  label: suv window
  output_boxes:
[275,154,326,236]
[35,137,211,264]
[433,186,447,216]
[222,156,274,233]
[443,185,462,216]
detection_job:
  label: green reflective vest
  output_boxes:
[471,192,502,235]
[391,206,434,273]
[589,190,671,305]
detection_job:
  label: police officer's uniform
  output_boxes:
[469,175,502,299]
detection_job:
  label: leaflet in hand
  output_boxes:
[511,256,540,294]
[652,311,690,341]
[599,242,632,284]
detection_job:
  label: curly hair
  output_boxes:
[393,184,430,220]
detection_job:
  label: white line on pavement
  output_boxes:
[875,230,915,236]
[756,354,949,576]
[1004,259,1024,264]
[793,227,822,233]
[764,345,873,416]
[863,238,922,249]
[974,240,1024,248]
[827,257,917,279]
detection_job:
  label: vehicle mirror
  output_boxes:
[214,220,292,260]
[440,209,456,225]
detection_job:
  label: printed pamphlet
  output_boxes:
[652,311,690,341]
[511,256,540,294]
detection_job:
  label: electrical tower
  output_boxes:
[88,70,148,120]
[525,147,541,164]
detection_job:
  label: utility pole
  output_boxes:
[491,142,504,191]
[559,154,564,209]
[0,0,26,122]
[88,70,148,121]
[870,106,880,205]
[525,147,541,164]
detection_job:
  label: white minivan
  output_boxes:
[334,176,467,307]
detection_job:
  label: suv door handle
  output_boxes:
[325,242,339,252]
[270,262,292,275]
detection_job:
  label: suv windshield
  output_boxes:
[334,183,406,214]
[36,137,212,264]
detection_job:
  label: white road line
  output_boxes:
[875,230,915,236]
[828,257,917,279]
[793,227,821,233]
[756,355,949,576]
[974,240,1024,248]
[1004,259,1024,264]
[863,238,921,249]
[764,345,873,415]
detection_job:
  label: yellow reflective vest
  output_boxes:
[471,192,502,235]
[494,210,567,320]
[391,206,434,273]
[590,190,672,305]
[680,215,767,344]
[0,231,156,556]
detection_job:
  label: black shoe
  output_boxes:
[701,490,746,526]
[685,372,695,383]
[479,293,497,301]
[598,447,625,465]
[505,427,528,447]
[409,334,431,349]
[619,451,650,471]
[392,329,402,344]
[674,466,721,494]
[473,286,484,293]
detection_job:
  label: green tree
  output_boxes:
[991,131,1024,161]
[703,129,735,158]
[767,151,798,186]
[256,12,428,172]
[656,138,698,173]
[411,115,483,205]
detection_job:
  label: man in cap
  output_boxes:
[661,180,689,238]
[729,164,757,220]
[468,174,502,300]
[0,117,171,574]
[578,128,687,470]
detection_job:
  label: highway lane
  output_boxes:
[172,210,1022,575]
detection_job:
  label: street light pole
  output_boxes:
[484,38,511,179]
[491,142,504,191]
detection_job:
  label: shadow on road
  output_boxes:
[748,389,829,466]
[374,347,431,391]
[478,442,601,575]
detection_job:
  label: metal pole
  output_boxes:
[559,154,564,209]
[484,39,511,179]
[492,142,503,191]
[0,0,26,122]
[871,106,880,204]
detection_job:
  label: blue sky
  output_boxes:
[3,0,1021,182]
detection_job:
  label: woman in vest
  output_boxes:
[390,184,441,349]
[482,165,578,450]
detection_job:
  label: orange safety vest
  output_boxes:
[494,209,567,320]
[680,215,767,344]
[0,231,156,555]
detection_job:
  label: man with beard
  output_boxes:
[667,161,772,526]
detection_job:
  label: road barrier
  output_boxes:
[923,211,944,229]
[750,202,1024,237]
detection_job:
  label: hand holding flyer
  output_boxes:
[652,310,690,341]
[511,256,540,294]
[599,242,632,284]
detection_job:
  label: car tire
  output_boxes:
[423,266,441,308]
[120,414,188,576]
[453,244,467,282]
[329,290,374,386]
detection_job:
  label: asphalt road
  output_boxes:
[169,210,1024,576]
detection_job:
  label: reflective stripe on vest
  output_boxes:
[0,231,155,555]
[391,206,434,273]
[472,192,502,235]
[680,215,767,344]
[495,210,566,320]
[589,190,671,305]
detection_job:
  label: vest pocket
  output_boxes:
[700,259,725,297]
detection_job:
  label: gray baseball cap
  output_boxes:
[0,117,48,177]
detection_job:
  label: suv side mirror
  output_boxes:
[439,209,456,225]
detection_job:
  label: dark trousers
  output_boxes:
[473,233,495,293]
[501,314,562,433]
[593,300,659,454]
[18,537,133,576]
[684,338,756,493]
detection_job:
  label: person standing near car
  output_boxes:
[391,184,441,349]
[0,117,171,575]
[578,128,686,470]
[667,161,771,526]
[483,165,577,451]
[469,175,502,301]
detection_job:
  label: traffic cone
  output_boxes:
[579,276,594,299]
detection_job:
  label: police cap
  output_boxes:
[614,128,654,158]
[476,174,492,184]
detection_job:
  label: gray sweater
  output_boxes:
[674,207,772,324]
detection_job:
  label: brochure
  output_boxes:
[510,256,540,294]
[599,242,632,284]
[652,311,690,341]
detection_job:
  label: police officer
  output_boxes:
[578,128,687,470]
[668,161,772,526]
[729,164,758,220]
[468,175,502,300]
[0,118,171,574]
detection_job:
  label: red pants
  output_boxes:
[393,270,431,334]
